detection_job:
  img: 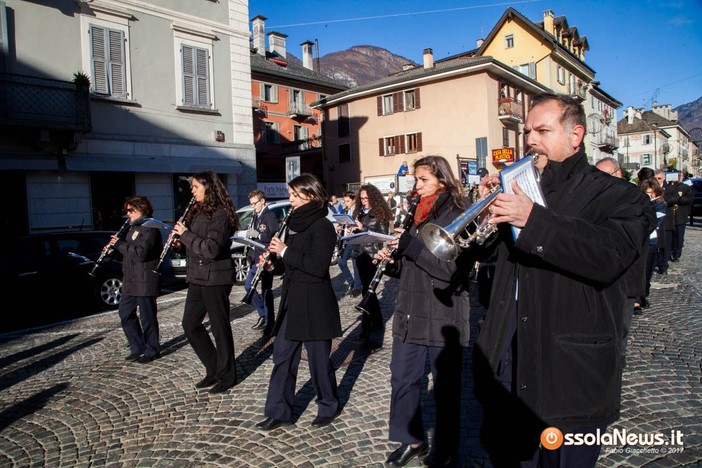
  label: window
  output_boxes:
[180,44,211,108]
[290,89,305,113]
[338,104,350,137]
[379,136,404,156]
[262,83,278,102]
[643,135,651,145]
[404,89,421,111]
[90,25,127,97]
[405,132,422,153]
[293,125,309,150]
[339,143,351,163]
[505,34,514,49]
[261,121,280,144]
[476,137,488,169]
[514,62,536,79]
[382,94,393,115]
[502,127,510,147]
[642,154,652,165]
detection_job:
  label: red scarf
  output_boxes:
[413,192,440,225]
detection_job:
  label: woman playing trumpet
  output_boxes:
[375,155,476,466]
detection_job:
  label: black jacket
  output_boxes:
[250,206,279,260]
[180,207,235,286]
[273,203,342,341]
[662,181,694,226]
[476,150,655,428]
[389,193,474,347]
[353,208,390,257]
[114,218,162,297]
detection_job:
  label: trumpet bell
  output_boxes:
[420,224,458,262]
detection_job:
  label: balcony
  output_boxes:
[0,73,92,133]
[288,102,313,118]
[570,84,587,101]
[497,97,523,123]
[280,136,321,155]
[593,132,619,152]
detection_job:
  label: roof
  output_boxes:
[312,55,549,107]
[617,111,674,136]
[478,8,595,75]
[250,51,349,92]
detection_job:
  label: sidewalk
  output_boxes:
[0,227,700,467]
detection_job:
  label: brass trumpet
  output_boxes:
[419,186,501,262]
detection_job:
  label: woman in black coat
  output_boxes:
[172,171,240,394]
[256,173,342,431]
[376,156,473,466]
[353,183,393,342]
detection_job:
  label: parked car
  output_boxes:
[0,231,125,332]
[171,200,339,284]
[690,178,702,218]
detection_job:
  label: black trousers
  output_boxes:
[671,223,686,260]
[389,337,462,457]
[356,253,383,332]
[264,314,338,422]
[118,293,159,357]
[182,283,237,386]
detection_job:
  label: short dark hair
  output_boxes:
[248,189,266,201]
[342,191,356,200]
[123,195,153,217]
[531,93,586,133]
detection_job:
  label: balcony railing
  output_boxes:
[288,103,313,118]
[593,132,619,151]
[0,73,92,132]
[280,136,321,154]
[497,97,524,123]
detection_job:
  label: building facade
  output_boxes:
[0,0,254,236]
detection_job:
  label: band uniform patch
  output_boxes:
[258,224,267,233]
[132,231,140,240]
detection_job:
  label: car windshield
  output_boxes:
[238,209,254,228]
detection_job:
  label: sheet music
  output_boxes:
[340,231,394,245]
[499,155,547,239]
[333,213,357,225]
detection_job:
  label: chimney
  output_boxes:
[423,48,434,69]
[543,10,555,36]
[251,15,266,56]
[626,106,634,124]
[301,41,314,70]
[268,31,288,59]
[476,38,484,48]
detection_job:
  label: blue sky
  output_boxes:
[248,0,702,113]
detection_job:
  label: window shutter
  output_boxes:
[0,1,8,71]
[393,92,403,113]
[415,88,421,110]
[195,47,209,108]
[398,135,405,154]
[377,96,383,116]
[528,62,536,79]
[379,138,384,156]
[108,29,125,97]
[182,45,195,106]
[272,85,278,102]
[273,123,280,143]
[417,132,423,152]
[90,25,108,94]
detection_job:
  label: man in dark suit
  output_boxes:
[244,190,279,334]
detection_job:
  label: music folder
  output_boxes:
[499,155,547,240]
[333,213,357,225]
[230,236,266,251]
[340,231,394,245]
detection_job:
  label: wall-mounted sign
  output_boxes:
[492,147,515,164]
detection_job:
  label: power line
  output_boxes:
[267,0,540,29]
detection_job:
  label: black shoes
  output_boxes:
[209,381,235,394]
[124,352,142,362]
[195,375,218,389]
[670,257,679,263]
[386,442,429,466]
[310,411,341,427]
[344,283,354,295]
[136,353,160,364]
[256,417,292,431]
[252,317,265,330]
[350,288,361,297]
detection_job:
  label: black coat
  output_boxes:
[114,218,162,297]
[353,208,390,257]
[179,207,235,286]
[250,206,279,259]
[662,181,694,227]
[273,204,342,341]
[389,193,474,347]
[476,151,655,428]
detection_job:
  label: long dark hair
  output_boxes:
[413,155,466,211]
[288,173,328,208]
[356,183,394,225]
[190,171,240,230]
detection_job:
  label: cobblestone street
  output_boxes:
[0,227,700,467]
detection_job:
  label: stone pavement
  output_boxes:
[0,227,701,467]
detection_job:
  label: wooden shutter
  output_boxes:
[417,132,423,152]
[393,92,403,113]
[90,25,108,94]
[182,45,195,106]
[108,29,125,97]
[415,88,421,110]
[398,135,405,154]
[377,96,383,116]
[195,47,209,108]
[379,138,384,156]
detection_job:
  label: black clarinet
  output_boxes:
[355,195,420,315]
[153,197,197,274]
[89,217,131,277]
[242,208,293,305]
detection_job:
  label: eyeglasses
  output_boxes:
[360,197,369,201]
[126,208,136,213]
[250,199,262,207]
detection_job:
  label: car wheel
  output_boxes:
[96,274,122,309]
[232,254,250,284]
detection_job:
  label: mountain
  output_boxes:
[287,45,417,88]
[675,96,702,137]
